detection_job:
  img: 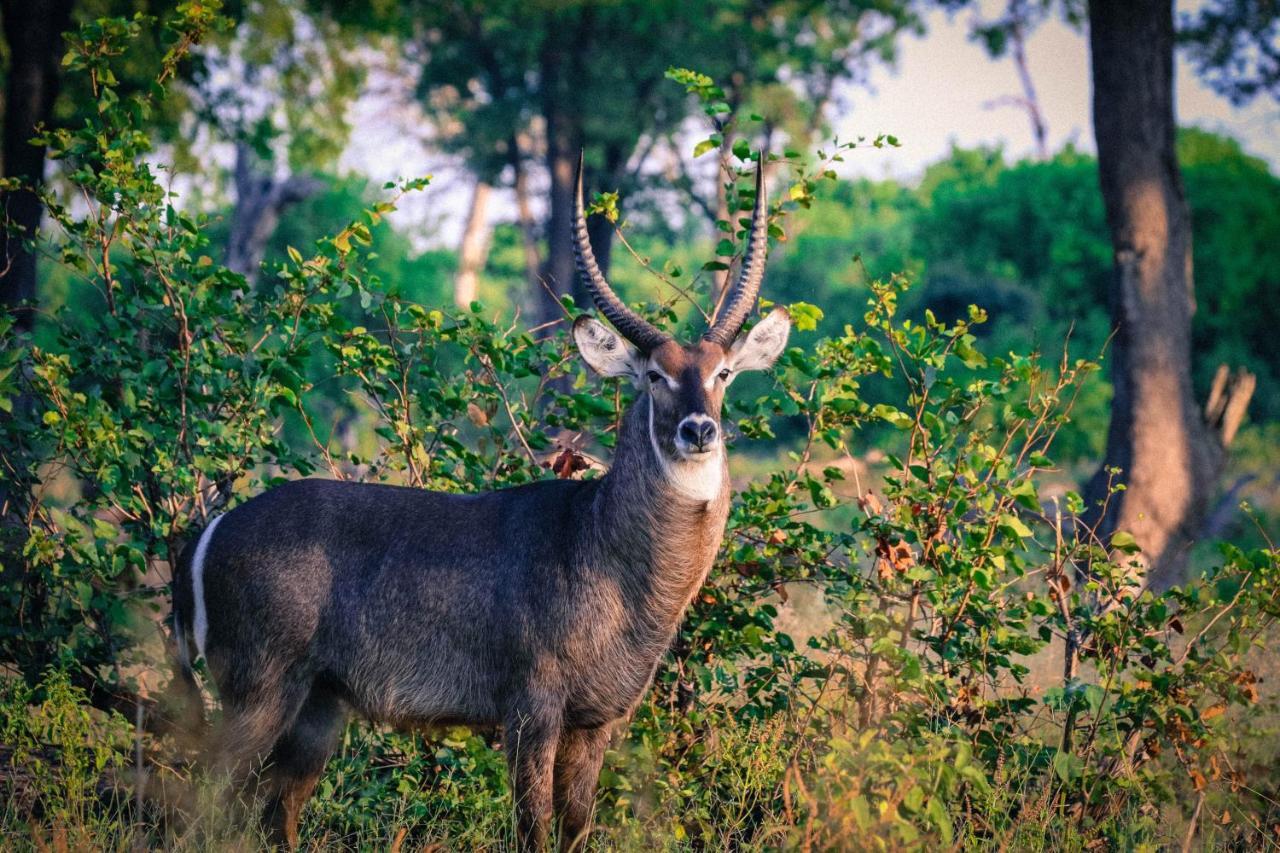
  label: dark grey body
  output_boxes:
[172,152,787,850]
[173,401,730,849]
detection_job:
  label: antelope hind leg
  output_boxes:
[260,683,347,848]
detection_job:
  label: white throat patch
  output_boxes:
[648,396,724,503]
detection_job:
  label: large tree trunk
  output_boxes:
[535,35,581,326]
[224,142,322,285]
[710,136,734,308]
[453,179,492,308]
[0,0,76,331]
[1084,0,1254,589]
[537,113,584,325]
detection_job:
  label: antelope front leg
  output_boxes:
[553,725,611,852]
[505,706,562,852]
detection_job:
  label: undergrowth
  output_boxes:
[1,7,1278,851]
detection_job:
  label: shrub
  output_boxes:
[0,9,1276,850]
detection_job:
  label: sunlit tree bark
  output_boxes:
[454,180,493,308]
[1084,0,1254,588]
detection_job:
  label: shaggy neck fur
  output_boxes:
[586,396,731,635]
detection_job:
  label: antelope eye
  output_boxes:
[718,368,732,381]
[646,370,663,384]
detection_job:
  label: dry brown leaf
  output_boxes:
[874,538,916,573]
[466,401,489,427]
[551,448,589,479]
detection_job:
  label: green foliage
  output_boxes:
[3,18,1280,852]
[1179,129,1280,425]
[0,670,130,830]
[1178,0,1280,105]
[189,0,363,172]
[764,134,1280,464]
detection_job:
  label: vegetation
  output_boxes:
[1,4,1278,851]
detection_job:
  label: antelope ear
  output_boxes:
[728,307,791,372]
[573,316,643,381]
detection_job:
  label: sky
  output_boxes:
[835,5,1280,180]
[341,4,1280,247]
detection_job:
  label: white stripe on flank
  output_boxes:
[191,514,224,661]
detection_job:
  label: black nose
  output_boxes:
[679,419,718,450]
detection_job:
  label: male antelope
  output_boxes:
[171,159,790,850]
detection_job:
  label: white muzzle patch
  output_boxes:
[649,399,723,502]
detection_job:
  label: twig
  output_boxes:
[477,352,539,466]
[1181,791,1205,853]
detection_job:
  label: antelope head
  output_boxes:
[571,156,791,487]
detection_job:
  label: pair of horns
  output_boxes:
[571,153,769,351]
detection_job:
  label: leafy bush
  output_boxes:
[1,8,1277,851]
[0,669,130,832]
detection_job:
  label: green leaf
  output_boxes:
[1110,530,1141,554]
[1010,480,1041,512]
[999,514,1033,540]
[788,302,824,332]
[1053,750,1083,783]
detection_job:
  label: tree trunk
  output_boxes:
[454,179,492,308]
[510,135,543,302]
[1084,0,1254,589]
[535,35,579,325]
[583,141,627,291]
[0,0,76,332]
[224,142,322,285]
[537,114,584,325]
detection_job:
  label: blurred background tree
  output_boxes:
[0,0,204,330]
[316,0,919,322]
[3,0,1278,587]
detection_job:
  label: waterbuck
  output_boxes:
[171,159,790,850]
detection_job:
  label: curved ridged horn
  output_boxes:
[572,153,671,353]
[705,160,769,347]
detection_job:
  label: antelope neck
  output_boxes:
[587,399,730,613]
